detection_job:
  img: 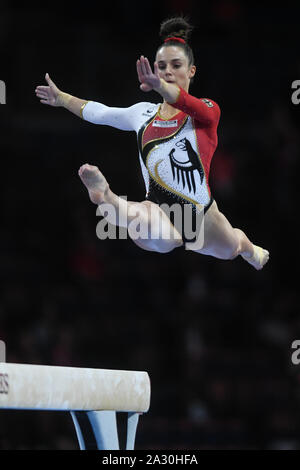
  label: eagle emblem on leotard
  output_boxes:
[169,138,204,194]
[139,114,210,207]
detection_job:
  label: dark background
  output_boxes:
[0,1,299,449]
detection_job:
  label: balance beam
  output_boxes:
[0,362,151,450]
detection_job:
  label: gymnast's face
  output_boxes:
[156,46,196,92]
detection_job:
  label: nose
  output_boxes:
[165,64,173,77]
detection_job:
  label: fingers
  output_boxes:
[35,89,48,98]
[35,73,58,104]
[144,57,153,75]
[136,59,144,82]
[45,72,56,88]
[137,56,153,77]
[35,86,50,101]
[140,56,152,76]
[137,56,157,92]
[45,72,51,84]
[35,89,49,104]
[154,61,160,76]
[36,86,49,92]
[140,56,148,76]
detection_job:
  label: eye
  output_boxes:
[173,64,181,69]
[158,64,166,70]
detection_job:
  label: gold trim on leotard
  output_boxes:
[157,103,182,121]
[146,155,203,208]
[141,113,158,150]
[142,113,188,151]
[80,101,90,119]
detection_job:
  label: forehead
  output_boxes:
[156,45,187,62]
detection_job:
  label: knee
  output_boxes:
[128,221,179,253]
[130,234,179,254]
[226,240,242,260]
[127,213,150,240]
[215,239,241,260]
[154,240,180,253]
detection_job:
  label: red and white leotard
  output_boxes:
[82,87,220,211]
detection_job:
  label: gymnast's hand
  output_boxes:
[136,55,180,104]
[136,56,161,92]
[35,73,62,106]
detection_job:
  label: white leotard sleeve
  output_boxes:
[82,100,160,197]
[82,101,157,132]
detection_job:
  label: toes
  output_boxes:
[81,163,90,171]
[79,164,98,174]
[79,164,92,175]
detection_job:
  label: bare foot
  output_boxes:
[242,245,269,270]
[78,164,109,205]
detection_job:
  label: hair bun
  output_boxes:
[159,16,194,43]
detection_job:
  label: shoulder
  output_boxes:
[128,102,159,116]
[200,98,221,114]
[126,102,160,131]
[196,97,221,127]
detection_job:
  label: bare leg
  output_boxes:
[195,201,269,270]
[78,165,268,268]
[78,164,183,253]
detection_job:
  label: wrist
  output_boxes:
[153,80,180,104]
[57,91,72,108]
[153,78,167,94]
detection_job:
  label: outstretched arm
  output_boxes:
[35,74,88,118]
[35,73,143,131]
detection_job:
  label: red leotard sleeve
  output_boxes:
[169,86,221,127]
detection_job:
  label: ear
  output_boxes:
[189,65,196,79]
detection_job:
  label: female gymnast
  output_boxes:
[35,17,269,270]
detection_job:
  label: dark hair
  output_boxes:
[158,16,195,66]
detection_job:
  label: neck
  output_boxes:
[160,101,179,118]
[160,84,188,117]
